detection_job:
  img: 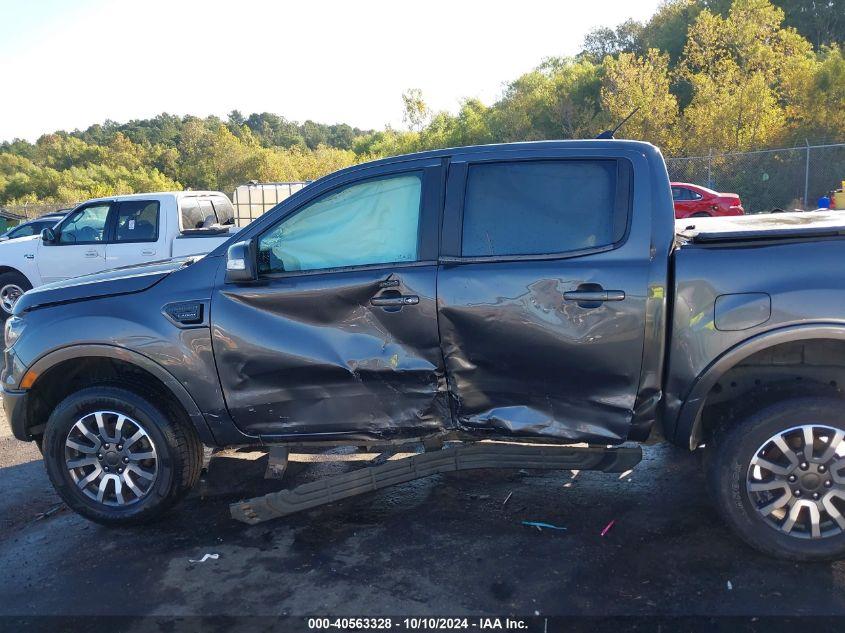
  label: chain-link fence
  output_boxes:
[666,143,845,214]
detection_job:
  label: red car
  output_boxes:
[671,182,744,219]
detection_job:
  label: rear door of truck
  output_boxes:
[104,198,166,269]
[437,147,653,443]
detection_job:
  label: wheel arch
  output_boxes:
[0,265,34,285]
[674,324,845,450]
[23,344,216,445]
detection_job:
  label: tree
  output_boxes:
[582,19,645,61]
[769,1,844,48]
[680,0,815,152]
[789,44,845,141]
[401,89,431,132]
[601,49,681,151]
[640,0,704,64]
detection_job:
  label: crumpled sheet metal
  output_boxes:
[212,267,451,439]
[437,264,647,444]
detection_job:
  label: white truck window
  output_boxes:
[115,201,159,242]
[59,204,110,244]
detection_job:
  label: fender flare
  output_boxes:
[26,343,216,444]
[674,323,845,450]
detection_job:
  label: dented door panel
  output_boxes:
[436,148,657,443]
[211,266,449,439]
[438,256,650,443]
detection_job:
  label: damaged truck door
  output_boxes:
[212,158,448,440]
[437,151,651,443]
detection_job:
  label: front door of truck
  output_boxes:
[36,202,111,283]
[211,160,448,440]
[437,150,652,444]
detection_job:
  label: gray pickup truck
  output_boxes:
[3,140,845,561]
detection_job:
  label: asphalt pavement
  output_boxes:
[1,422,844,621]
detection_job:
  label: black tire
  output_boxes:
[42,385,203,526]
[0,270,32,318]
[706,396,845,561]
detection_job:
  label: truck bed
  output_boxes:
[676,210,845,243]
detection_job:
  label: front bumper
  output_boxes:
[2,385,29,441]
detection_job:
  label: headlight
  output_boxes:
[4,315,25,349]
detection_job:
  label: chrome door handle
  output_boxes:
[141,249,156,256]
[85,250,99,258]
[370,295,419,307]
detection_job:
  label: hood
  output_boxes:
[15,256,198,313]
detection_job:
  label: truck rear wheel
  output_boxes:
[42,386,203,525]
[706,396,845,560]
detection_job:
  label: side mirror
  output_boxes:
[225,240,257,283]
[40,227,57,244]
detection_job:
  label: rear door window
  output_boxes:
[460,160,627,257]
[114,200,159,242]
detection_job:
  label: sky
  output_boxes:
[0,0,661,142]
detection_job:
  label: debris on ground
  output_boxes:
[522,521,567,532]
[600,519,616,537]
[33,503,63,521]
[502,491,513,506]
[188,553,220,563]
[727,581,733,591]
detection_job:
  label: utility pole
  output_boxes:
[707,148,713,189]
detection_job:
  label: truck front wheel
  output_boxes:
[42,386,203,525]
[0,271,31,317]
[707,396,845,560]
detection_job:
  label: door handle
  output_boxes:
[85,250,99,258]
[563,290,625,302]
[564,284,625,308]
[370,295,419,307]
[141,249,156,256]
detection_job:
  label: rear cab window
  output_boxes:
[460,160,629,258]
[179,195,235,233]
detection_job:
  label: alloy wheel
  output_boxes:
[64,411,159,506]
[0,283,23,314]
[747,424,845,539]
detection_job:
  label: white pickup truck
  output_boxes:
[0,191,239,315]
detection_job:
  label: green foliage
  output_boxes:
[601,49,681,152]
[0,0,842,205]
